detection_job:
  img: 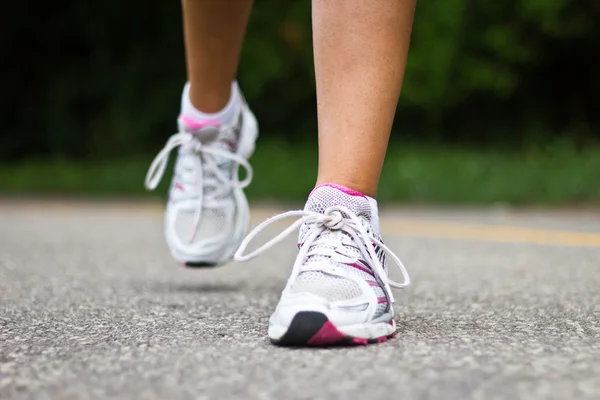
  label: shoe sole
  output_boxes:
[184,261,219,268]
[271,311,395,347]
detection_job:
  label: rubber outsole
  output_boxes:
[184,261,218,268]
[271,311,395,347]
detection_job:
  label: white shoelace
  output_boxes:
[234,205,410,302]
[145,128,253,240]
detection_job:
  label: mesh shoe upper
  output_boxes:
[290,184,390,317]
[235,183,410,329]
[169,121,240,245]
[234,183,409,343]
[145,103,258,264]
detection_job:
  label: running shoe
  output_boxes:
[235,183,410,346]
[145,102,258,267]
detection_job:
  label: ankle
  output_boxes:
[180,81,242,125]
[314,178,377,199]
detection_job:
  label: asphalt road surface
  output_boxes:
[1,200,599,399]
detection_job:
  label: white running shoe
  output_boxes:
[235,183,410,346]
[145,102,258,267]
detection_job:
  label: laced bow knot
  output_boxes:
[318,209,345,230]
[144,124,253,243]
[144,130,253,193]
[234,205,410,302]
[187,137,204,153]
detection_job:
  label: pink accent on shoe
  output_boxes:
[348,263,375,277]
[223,139,237,151]
[307,320,348,346]
[179,115,221,130]
[351,338,369,345]
[306,319,392,346]
[366,280,380,287]
[174,182,185,191]
[309,183,367,199]
[377,296,388,304]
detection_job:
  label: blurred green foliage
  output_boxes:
[3,143,600,204]
[2,1,599,160]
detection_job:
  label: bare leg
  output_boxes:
[313,0,416,197]
[145,1,257,266]
[182,0,254,112]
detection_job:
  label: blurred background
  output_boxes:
[2,1,599,204]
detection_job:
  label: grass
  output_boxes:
[1,141,600,205]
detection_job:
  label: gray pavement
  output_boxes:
[1,201,599,400]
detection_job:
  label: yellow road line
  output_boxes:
[251,210,600,248]
[3,201,600,248]
[380,218,600,248]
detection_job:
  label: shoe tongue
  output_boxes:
[178,117,239,148]
[305,184,371,221]
[178,118,238,169]
[178,118,221,143]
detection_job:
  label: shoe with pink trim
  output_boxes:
[235,183,410,346]
[145,102,258,267]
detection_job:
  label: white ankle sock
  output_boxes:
[180,81,242,126]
